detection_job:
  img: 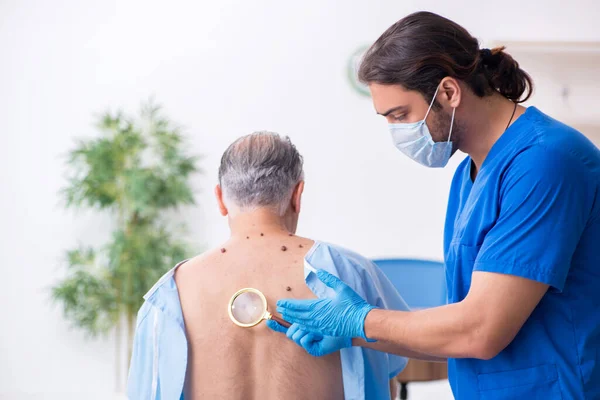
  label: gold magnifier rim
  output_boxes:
[228,287,270,328]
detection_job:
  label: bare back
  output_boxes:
[174,232,344,400]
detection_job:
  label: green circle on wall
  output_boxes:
[347,45,371,97]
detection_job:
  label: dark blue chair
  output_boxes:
[372,258,447,400]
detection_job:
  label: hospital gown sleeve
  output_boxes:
[474,146,591,291]
[126,302,154,399]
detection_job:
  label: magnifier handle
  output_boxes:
[271,315,291,329]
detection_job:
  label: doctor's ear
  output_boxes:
[439,77,462,109]
[215,185,228,216]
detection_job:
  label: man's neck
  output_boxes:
[459,94,521,175]
[228,209,293,239]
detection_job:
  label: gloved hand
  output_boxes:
[266,320,352,357]
[276,269,376,340]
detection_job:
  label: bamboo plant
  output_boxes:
[52,101,198,388]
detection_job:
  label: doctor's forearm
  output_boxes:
[362,303,487,359]
[352,338,446,362]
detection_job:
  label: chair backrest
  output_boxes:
[372,258,446,309]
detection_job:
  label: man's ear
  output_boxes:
[291,181,304,214]
[215,185,228,216]
[439,77,462,109]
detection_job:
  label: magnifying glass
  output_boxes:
[227,288,291,328]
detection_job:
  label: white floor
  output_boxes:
[396,380,454,399]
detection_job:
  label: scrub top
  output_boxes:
[444,106,600,399]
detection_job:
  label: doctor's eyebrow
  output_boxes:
[378,105,408,117]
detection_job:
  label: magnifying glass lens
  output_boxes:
[231,291,265,325]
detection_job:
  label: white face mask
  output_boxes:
[389,84,455,168]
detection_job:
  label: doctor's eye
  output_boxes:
[391,114,406,122]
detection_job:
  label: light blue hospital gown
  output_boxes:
[127,241,409,400]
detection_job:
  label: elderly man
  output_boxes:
[127,131,409,399]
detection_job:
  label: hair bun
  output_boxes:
[479,46,505,67]
[480,48,492,60]
[480,46,533,102]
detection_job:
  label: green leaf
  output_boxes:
[53,100,200,338]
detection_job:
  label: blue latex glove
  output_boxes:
[266,320,351,357]
[276,269,376,340]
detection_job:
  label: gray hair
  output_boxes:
[218,131,304,215]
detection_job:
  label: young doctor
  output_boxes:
[272,11,600,399]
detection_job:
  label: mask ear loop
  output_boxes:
[425,82,455,144]
[423,84,441,122]
[447,107,456,143]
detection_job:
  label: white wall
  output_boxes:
[1,0,598,398]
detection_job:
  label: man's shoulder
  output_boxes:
[143,251,215,302]
[173,248,221,282]
[513,108,599,172]
[309,241,377,276]
[311,240,366,260]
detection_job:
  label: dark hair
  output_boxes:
[358,11,533,104]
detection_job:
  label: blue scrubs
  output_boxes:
[444,107,600,399]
